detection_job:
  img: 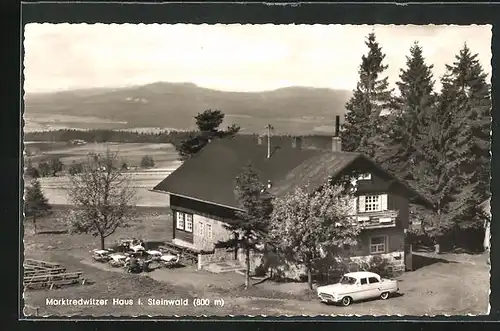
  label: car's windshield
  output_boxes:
[339,276,357,285]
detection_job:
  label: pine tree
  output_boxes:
[376,42,436,182]
[24,179,51,234]
[175,110,240,160]
[341,32,393,157]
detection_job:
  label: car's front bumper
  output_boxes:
[318,293,341,303]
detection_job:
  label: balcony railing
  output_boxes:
[355,210,399,229]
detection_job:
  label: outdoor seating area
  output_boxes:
[90,239,184,274]
[23,259,85,290]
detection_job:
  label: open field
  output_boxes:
[25,142,180,169]
[36,169,175,206]
[22,207,490,317]
[24,142,181,206]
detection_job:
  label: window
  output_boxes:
[360,278,368,285]
[370,236,387,254]
[185,214,193,233]
[358,173,372,180]
[175,211,193,233]
[339,276,357,285]
[206,224,212,239]
[175,211,184,230]
[365,195,380,212]
[368,277,379,284]
[358,194,387,213]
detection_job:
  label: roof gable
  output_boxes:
[153,134,432,209]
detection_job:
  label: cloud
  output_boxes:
[23,24,492,93]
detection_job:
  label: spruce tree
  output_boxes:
[341,32,393,158]
[376,42,436,182]
[414,74,465,236]
[24,179,52,234]
[444,44,491,228]
[217,165,273,289]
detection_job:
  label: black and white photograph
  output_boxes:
[22,23,491,317]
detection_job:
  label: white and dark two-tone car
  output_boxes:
[317,271,399,306]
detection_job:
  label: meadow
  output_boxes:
[24,142,182,207]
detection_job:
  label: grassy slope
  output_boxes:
[24,83,352,135]
[22,208,490,316]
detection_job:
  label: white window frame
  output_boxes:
[369,236,387,254]
[365,195,381,212]
[175,211,184,230]
[185,214,193,233]
[206,224,213,239]
[358,173,372,180]
[359,194,387,213]
[175,211,193,233]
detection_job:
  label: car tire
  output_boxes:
[341,296,352,306]
[380,292,390,300]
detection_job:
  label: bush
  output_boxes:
[68,161,83,176]
[38,161,51,177]
[25,166,40,179]
[140,155,155,168]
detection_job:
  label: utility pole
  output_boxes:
[266,124,274,158]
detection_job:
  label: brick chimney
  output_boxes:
[332,115,342,152]
[292,136,303,149]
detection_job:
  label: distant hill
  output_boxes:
[24,82,352,135]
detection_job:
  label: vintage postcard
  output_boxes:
[22,23,491,317]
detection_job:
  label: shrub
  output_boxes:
[68,161,83,176]
[140,155,155,168]
[25,166,40,179]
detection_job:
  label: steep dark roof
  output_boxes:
[153,135,432,210]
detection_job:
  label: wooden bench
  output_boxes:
[24,267,67,277]
[24,259,62,269]
[24,271,84,290]
[159,243,198,264]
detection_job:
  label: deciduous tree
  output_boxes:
[269,183,361,290]
[67,150,137,249]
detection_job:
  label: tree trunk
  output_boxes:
[33,216,37,235]
[234,233,239,260]
[100,235,105,250]
[244,248,250,289]
[306,257,313,290]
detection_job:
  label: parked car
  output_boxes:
[317,271,399,306]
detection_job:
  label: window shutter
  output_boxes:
[358,196,366,213]
[380,194,388,211]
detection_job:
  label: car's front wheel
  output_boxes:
[380,292,390,300]
[341,296,352,306]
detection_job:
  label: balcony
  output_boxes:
[354,210,399,229]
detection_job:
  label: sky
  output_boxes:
[23,24,492,94]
